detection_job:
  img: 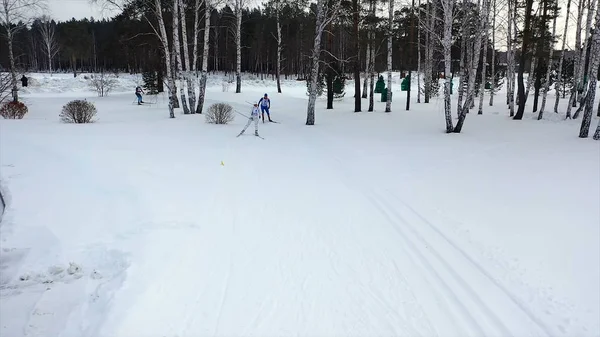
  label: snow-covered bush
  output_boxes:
[205,103,234,124]
[0,101,28,119]
[60,100,97,123]
[89,72,117,97]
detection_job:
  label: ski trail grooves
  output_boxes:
[293,124,555,336]
[384,189,556,336]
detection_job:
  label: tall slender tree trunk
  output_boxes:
[353,0,361,111]
[538,5,558,119]
[275,1,282,94]
[453,0,490,132]
[306,0,331,125]
[489,0,496,107]
[385,0,393,113]
[457,0,468,114]
[506,0,516,116]
[424,0,435,103]
[173,0,189,114]
[442,0,454,131]
[554,0,572,113]
[179,0,195,114]
[154,0,176,117]
[362,43,370,98]
[567,0,586,117]
[235,0,242,93]
[579,0,600,137]
[407,0,415,110]
[368,0,375,112]
[478,15,489,115]
[6,28,18,102]
[197,1,211,114]
[417,0,422,103]
[514,0,534,120]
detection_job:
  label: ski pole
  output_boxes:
[233,109,250,118]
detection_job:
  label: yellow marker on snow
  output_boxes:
[221,161,224,166]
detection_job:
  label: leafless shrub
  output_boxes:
[60,99,97,123]
[89,71,117,97]
[205,103,234,124]
[0,100,28,119]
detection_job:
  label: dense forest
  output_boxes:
[0,0,599,138]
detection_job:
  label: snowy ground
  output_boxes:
[1,72,599,337]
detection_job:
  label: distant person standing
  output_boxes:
[20,75,28,87]
[135,86,144,105]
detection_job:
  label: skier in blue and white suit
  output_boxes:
[258,93,272,122]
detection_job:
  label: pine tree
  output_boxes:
[142,71,159,94]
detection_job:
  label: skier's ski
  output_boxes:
[269,120,279,123]
[236,132,264,140]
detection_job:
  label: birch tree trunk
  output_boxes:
[353,0,361,111]
[235,0,242,93]
[424,0,435,103]
[514,0,534,120]
[154,0,176,118]
[566,0,585,118]
[39,17,59,75]
[275,0,282,93]
[593,119,600,139]
[173,0,190,114]
[456,0,468,113]
[192,0,201,112]
[196,1,211,114]
[554,0,572,113]
[179,0,196,113]
[362,43,370,98]
[538,6,558,119]
[575,0,597,112]
[477,16,489,115]
[441,0,454,132]
[306,0,339,125]
[417,0,422,103]
[524,53,536,99]
[368,0,375,112]
[506,0,516,116]
[453,0,489,132]
[488,0,496,106]
[579,0,600,137]
[385,0,393,113]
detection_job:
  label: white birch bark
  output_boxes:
[538,5,558,119]
[506,0,516,116]
[306,0,341,125]
[385,0,393,112]
[453,0,489,132]
[191,0,201,112]
[368,0,375,112]
[579,0,600,137]
[524,54,536,99]
[554,0,572,113]
[456,0,468,113]
[441,0,454,132]
[362,43,370,98]
[155,0,176,117]
[593,119,600,139]
[235,0,242,93]
[424,0,435,103]
[417,0,422,103]
[574,0,598,118]
[275,0,282,93]
[179,0,196,113]
[477,18,489,115]
[567,0,585,118]
[197,0,211,114]
[38,16,59,74]
[173,0,190,114]
[488,0,495,106]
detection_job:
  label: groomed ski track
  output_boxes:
[0,94,583,337]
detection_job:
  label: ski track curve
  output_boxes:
[286,119,555,336]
